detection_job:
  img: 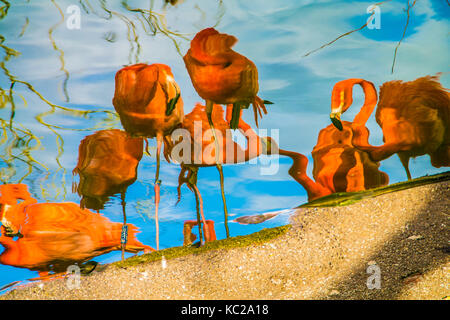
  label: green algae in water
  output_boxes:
[298,171,450,208]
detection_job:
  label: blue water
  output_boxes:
[0,0,448,291]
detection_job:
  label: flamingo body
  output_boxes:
[112,63,184,137]
[184,28,267,128]
[0,184,152,274]
[165,103,262,166]
[348,75,450,179]
[73,129,143,210]
[112,63,185,250]
[312,122,389,193]
[375,76,450,167]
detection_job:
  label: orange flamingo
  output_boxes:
[331,75,450,180]
[73,129,143,210]
[113,63,184,250]
[263,79,389,200]
[0,184,37,237]
[164,103,263,239]
[184,28,269,129]
[263,131,388,201]
[315,79,389,191]
[266,136,388,201]
[73,129,143,259]
[0,184,152,278]
[311,123,389,194]
[184,28,270,236]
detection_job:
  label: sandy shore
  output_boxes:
[2,180,449,300]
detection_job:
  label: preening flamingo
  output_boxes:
[184,28,269,129]
[73,129,143,259]
[331,75,450,180]
[316,79,389,191]
[183,28,270,237]
[113,63,184,250]
[163,103,263,239]
[263,79,389,200]
[0,184,152,278]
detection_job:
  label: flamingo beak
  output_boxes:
[165,83,181,116]
[330,112,343,131]
[261,137,276,155]
[330,90,345,131]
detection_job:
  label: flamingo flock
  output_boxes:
[1,27,449,271]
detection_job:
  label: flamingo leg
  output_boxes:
[205,100,230,238]
[192,186,203,245]
[216,164,230,238]
[192,183,210,243]
[120,191,127,261]
[186,167,203,244]
[154,134,163,251]
[205,100,220,164]
[230,102,242,130]
[145,138,151,156]
[398,153,412,180]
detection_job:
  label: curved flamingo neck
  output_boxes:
[278,149,330,201]
[331,79,378,127]
[352,80,378,127]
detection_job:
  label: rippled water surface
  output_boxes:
[0,0,448,290]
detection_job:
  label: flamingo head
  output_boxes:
[261,136,278,155]
[330,90,345,131]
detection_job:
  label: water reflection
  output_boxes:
[347,75,450,180]
[73,129,144,260]
[113,63,184,251]
[182,27,275,239]
[164,103,264,241]
[183,28,270,128]
[73,129,143,210]
[315,78,389,193]
[183,219,216,246]
[0,0,448,291]
[0,0,118,195]
[264,78,390,201]
[0,184,152,278]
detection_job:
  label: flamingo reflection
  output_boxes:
[183,220,216,246]
[73,129,143,210]
[164,103,263,241]
[263,79,389,201]
[113,63,184,250]
[316,79,389,192]
[184,28,269,129]
[73,129,143,260]
[331,75,450,180]
[184,28,271,237]
[0,184,152,279]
